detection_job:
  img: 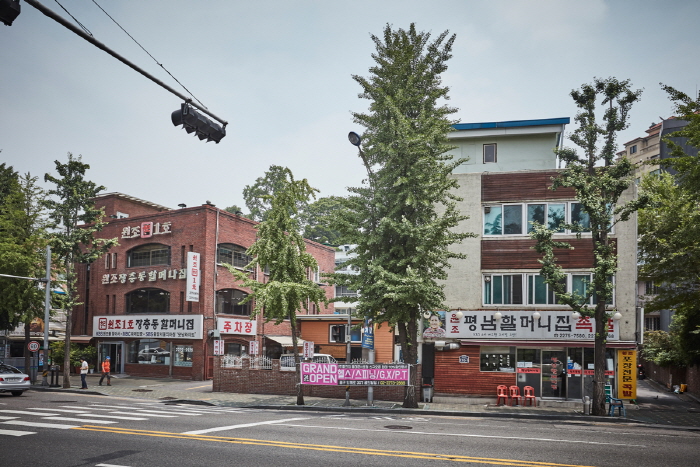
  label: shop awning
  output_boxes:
[265,335,304,347]
[70,335,94,343]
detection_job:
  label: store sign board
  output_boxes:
[617,349,637,400]
[93,315,203,339]
[101,268,185,286]
[300,363,410,386]
[213,339,224,356]
[121,221,172,239]
[444,310,619,341]
[185,252,201,302]
[217,317,256,336]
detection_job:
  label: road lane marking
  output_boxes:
[64,414,148,421]
[0,410,59,416]
[130,409,200,416]
[72,425,598,466]
[29,408,92,414]
[43,417,117,424]
[108,411,178,418]
[185,384,211,390]
[3,420,78,429]
[0,429,35,436]
[279,423,646,447]
[183,417,311,435]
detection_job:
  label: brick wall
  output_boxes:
[433,346,516,396]
[213,358,410,402]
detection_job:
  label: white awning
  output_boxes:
[265,335,304,347]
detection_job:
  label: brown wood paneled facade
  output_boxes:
[481,238,617,270]
[482,171,577,202]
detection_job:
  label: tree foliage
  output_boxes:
[298,196,344,245]
[44,154,118,387]
[242,165,304,222]
[529,78,643,415]
[638,85,700,365]
[333,23,472,408]
[226,167,327,405]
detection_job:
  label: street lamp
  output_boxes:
[348,131,361,147]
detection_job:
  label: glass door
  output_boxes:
[98,342,123,374]
[542,349,567,398]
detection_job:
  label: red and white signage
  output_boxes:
[217,317,257,336]
[186,252,200,302]
[249,340,259,355]
[303,341,314,359]
[28,341,40,352]
[213,340,224,356]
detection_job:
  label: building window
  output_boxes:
[483,202,596,236]
[128,339,170,365]
[226,342,244,356]
[480,346,515,372]
[127,243,170,267]
[174,345,193,367]
[645,316,660,331]
[645,281,660,295]
[126,288,170,314]
[217,243,252,270]
[216,289,251,315]
[335,285,358,298]
[329,325,361,343]
[483,274,523,305]
[630,145,638,154]
[483,143,497,163]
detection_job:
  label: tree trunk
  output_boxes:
[592,300,608,415]
[399,319,419,409]
[290,314,304,406]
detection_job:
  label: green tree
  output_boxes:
[225,167,327,405]
[0,172,49,378]
[299,196,344,245]
[243,165,305,222]
[44,154,118,388]
[223,204,246,216]
[334,24,473,408]
[529,78,645,415]
[638,85,700,365]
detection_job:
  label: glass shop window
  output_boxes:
[480,346,516,372]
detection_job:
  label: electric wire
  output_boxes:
[53,0,92,36]
[90,0,207,109]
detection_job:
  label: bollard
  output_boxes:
[49,365,60,387]
[583,396,591,415]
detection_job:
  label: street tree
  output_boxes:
[243,165,306,222]
[334,23,473,408]
[529,78,645,415]
[0,172,49,375]
[225,167,327,405]
[638,85,700,366]
[44,154,118,388]
[298,195,345,245]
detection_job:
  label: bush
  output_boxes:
[50,341,97,368]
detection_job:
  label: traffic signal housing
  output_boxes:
[171,103,226,144]
[0,0,20,26]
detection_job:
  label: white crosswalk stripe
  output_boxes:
[0,429,35,436]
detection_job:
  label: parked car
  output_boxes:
[137,347,170,361]
[0,362,31,396]
[280,353,337,370]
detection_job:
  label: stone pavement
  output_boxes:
[28,373,700,431]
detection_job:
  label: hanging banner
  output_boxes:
[361,318,374,350]
[617,349,637,400]
[186,252,201,302]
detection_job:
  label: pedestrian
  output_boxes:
[79,357,89,389]
[99,356,111,386]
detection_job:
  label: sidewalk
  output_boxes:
[29,374,700,431]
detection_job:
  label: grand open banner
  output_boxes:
[300,363,410,386]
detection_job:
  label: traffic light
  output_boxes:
[0,0,20,26]
[171,103,226,143]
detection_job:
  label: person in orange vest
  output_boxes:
[99,356,111,386]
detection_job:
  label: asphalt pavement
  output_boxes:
[28,373,700,431]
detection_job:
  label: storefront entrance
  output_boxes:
[98,342,124,374]
[541,349,566,398]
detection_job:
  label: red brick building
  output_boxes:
[72,193,335,380]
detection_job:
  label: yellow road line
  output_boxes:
[184,384,211,390]
[72,425,596,467]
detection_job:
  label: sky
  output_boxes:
[2,0,699,211]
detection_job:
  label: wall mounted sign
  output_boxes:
[101,268,185,285]
[93,315,203,339]
[216,317,256,336]
[121,221,172,239]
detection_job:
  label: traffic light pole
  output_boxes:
[24,0,227,127]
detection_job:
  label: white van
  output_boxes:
[280,353,337,371]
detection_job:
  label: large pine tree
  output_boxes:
[335,24,473,408]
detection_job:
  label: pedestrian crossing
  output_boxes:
[0,402,246,437]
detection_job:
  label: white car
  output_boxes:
[0,362,31,396]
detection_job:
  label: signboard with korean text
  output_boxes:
[121,221,172,239]
[617,349,637,399]
[102,268,185,286]
[213,339,224,356]
[249,340,259,355]
[216,317,257,336]
[300,363,411,386]
[444,310,619,341]
[361,318,374,350]
[186,252,200,302]
[459,355,469,364]
[93,315,203,339]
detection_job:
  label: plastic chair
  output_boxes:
[508,385,523,406]
[496,385,508,406]
[608,396,626,417]
[523,385,537,407]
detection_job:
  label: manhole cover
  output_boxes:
[384,425,413,430]
[132,389,153,392]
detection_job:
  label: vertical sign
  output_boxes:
[213,339,224,356]
[617,349,637,399]
[361,318,374,350]
[249,340,259,355]
[303,341,314,359]
[186,252,200,302]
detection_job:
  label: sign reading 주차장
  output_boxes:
[444,310,619,341]
[93,315,203,339]
[186,252,201,302]
[216,317,257,336]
